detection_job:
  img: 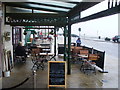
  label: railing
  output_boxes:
[83,46,105,71]
[58,44,106,72]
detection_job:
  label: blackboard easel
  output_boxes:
[48,61,66,88]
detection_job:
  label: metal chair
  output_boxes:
[79,49,89,71]
[15,45,27,63]
[31,48,45,70]
[15,56,26,63]
[80,54,99,74]
[71,46,83,63]
[79,49,89,58]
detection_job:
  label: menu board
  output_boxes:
[48,61,66,88]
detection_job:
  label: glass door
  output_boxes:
[12,27,22,63]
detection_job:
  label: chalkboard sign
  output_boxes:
[48,61,66,88]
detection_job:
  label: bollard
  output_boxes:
[33,70,37,89]
[91,47,94,54]
[32,65,37,89]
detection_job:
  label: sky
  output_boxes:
[71,0,119,38]
[58,0,119,38]
[71,14,118,38]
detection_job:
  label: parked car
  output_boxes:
[112,35,120,43]
[71,34,79,37]
[105,37,111,41]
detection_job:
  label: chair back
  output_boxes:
[73,46,83,54]
[71,46,75,49]
[80,49,89,55]
[88,54,99,61]
[71,46,75,52]
[31,48,40,56]
[74,46,83,50]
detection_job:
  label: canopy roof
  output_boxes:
[1,0,119,27]
[3,0,102,15]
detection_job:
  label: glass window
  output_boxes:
[28,4,70,12]
[33,10,58,14]
[28,0,76,8]
[6,6,32,13]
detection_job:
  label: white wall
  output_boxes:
[2,25,13,71]
[1,4,13,72]
[0,5,2,89]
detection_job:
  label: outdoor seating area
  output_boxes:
[26,43,54,71]
[0,0,118,89]
[71,45,103,74]
[11,35,55,71]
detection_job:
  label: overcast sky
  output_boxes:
[71,0,119,38]
[71,14,118,38]
[57,0,119,38]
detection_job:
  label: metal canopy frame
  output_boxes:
[4,2,69,13]
[5,13,67,26]
[4,1,120,27]
[3,1,104,27]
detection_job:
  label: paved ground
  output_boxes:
[1,55,118,89]
[58,36,119,88]
[0,36,119,89]
[1,57,114,89]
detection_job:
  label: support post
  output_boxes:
[49,28,57,61]
[33,70,37,89]
[45,26,46,36]
[67,24,71,75]
[48,26,49,37]
[64,27,67,61]
[0,17,2,77]
[4,4,6,24]
[54,28,57,56]
[32,9,34,13]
